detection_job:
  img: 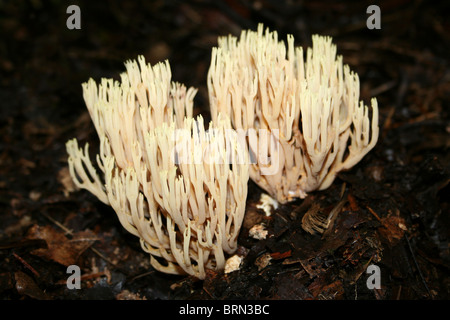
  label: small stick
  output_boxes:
[366,206,382,222]
[89,247,117,267]
[13,252,40,278]
[42,211,73,235]
[404,234,433,299]
[56,271,108,285]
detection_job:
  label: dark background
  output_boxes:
[0,0,448,300]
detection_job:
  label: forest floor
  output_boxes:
[0,0,448,300]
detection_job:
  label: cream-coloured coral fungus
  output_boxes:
[208,24,379,203]
[66,56,249,279]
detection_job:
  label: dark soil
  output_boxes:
[0,0,448,300]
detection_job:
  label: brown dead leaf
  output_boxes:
[25,224,97,266]
[116,289,147,300]
[367,207,407,245]
[15,271,50,300]
[347,193,359,211]
[308,278,344,300]
[270,250,292,260]
[378,211,407,245]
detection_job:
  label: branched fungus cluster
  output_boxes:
[66,57,249,279]
[66,24,379,279]
[208,24,379,203]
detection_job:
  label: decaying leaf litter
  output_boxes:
[0,0,448,299]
